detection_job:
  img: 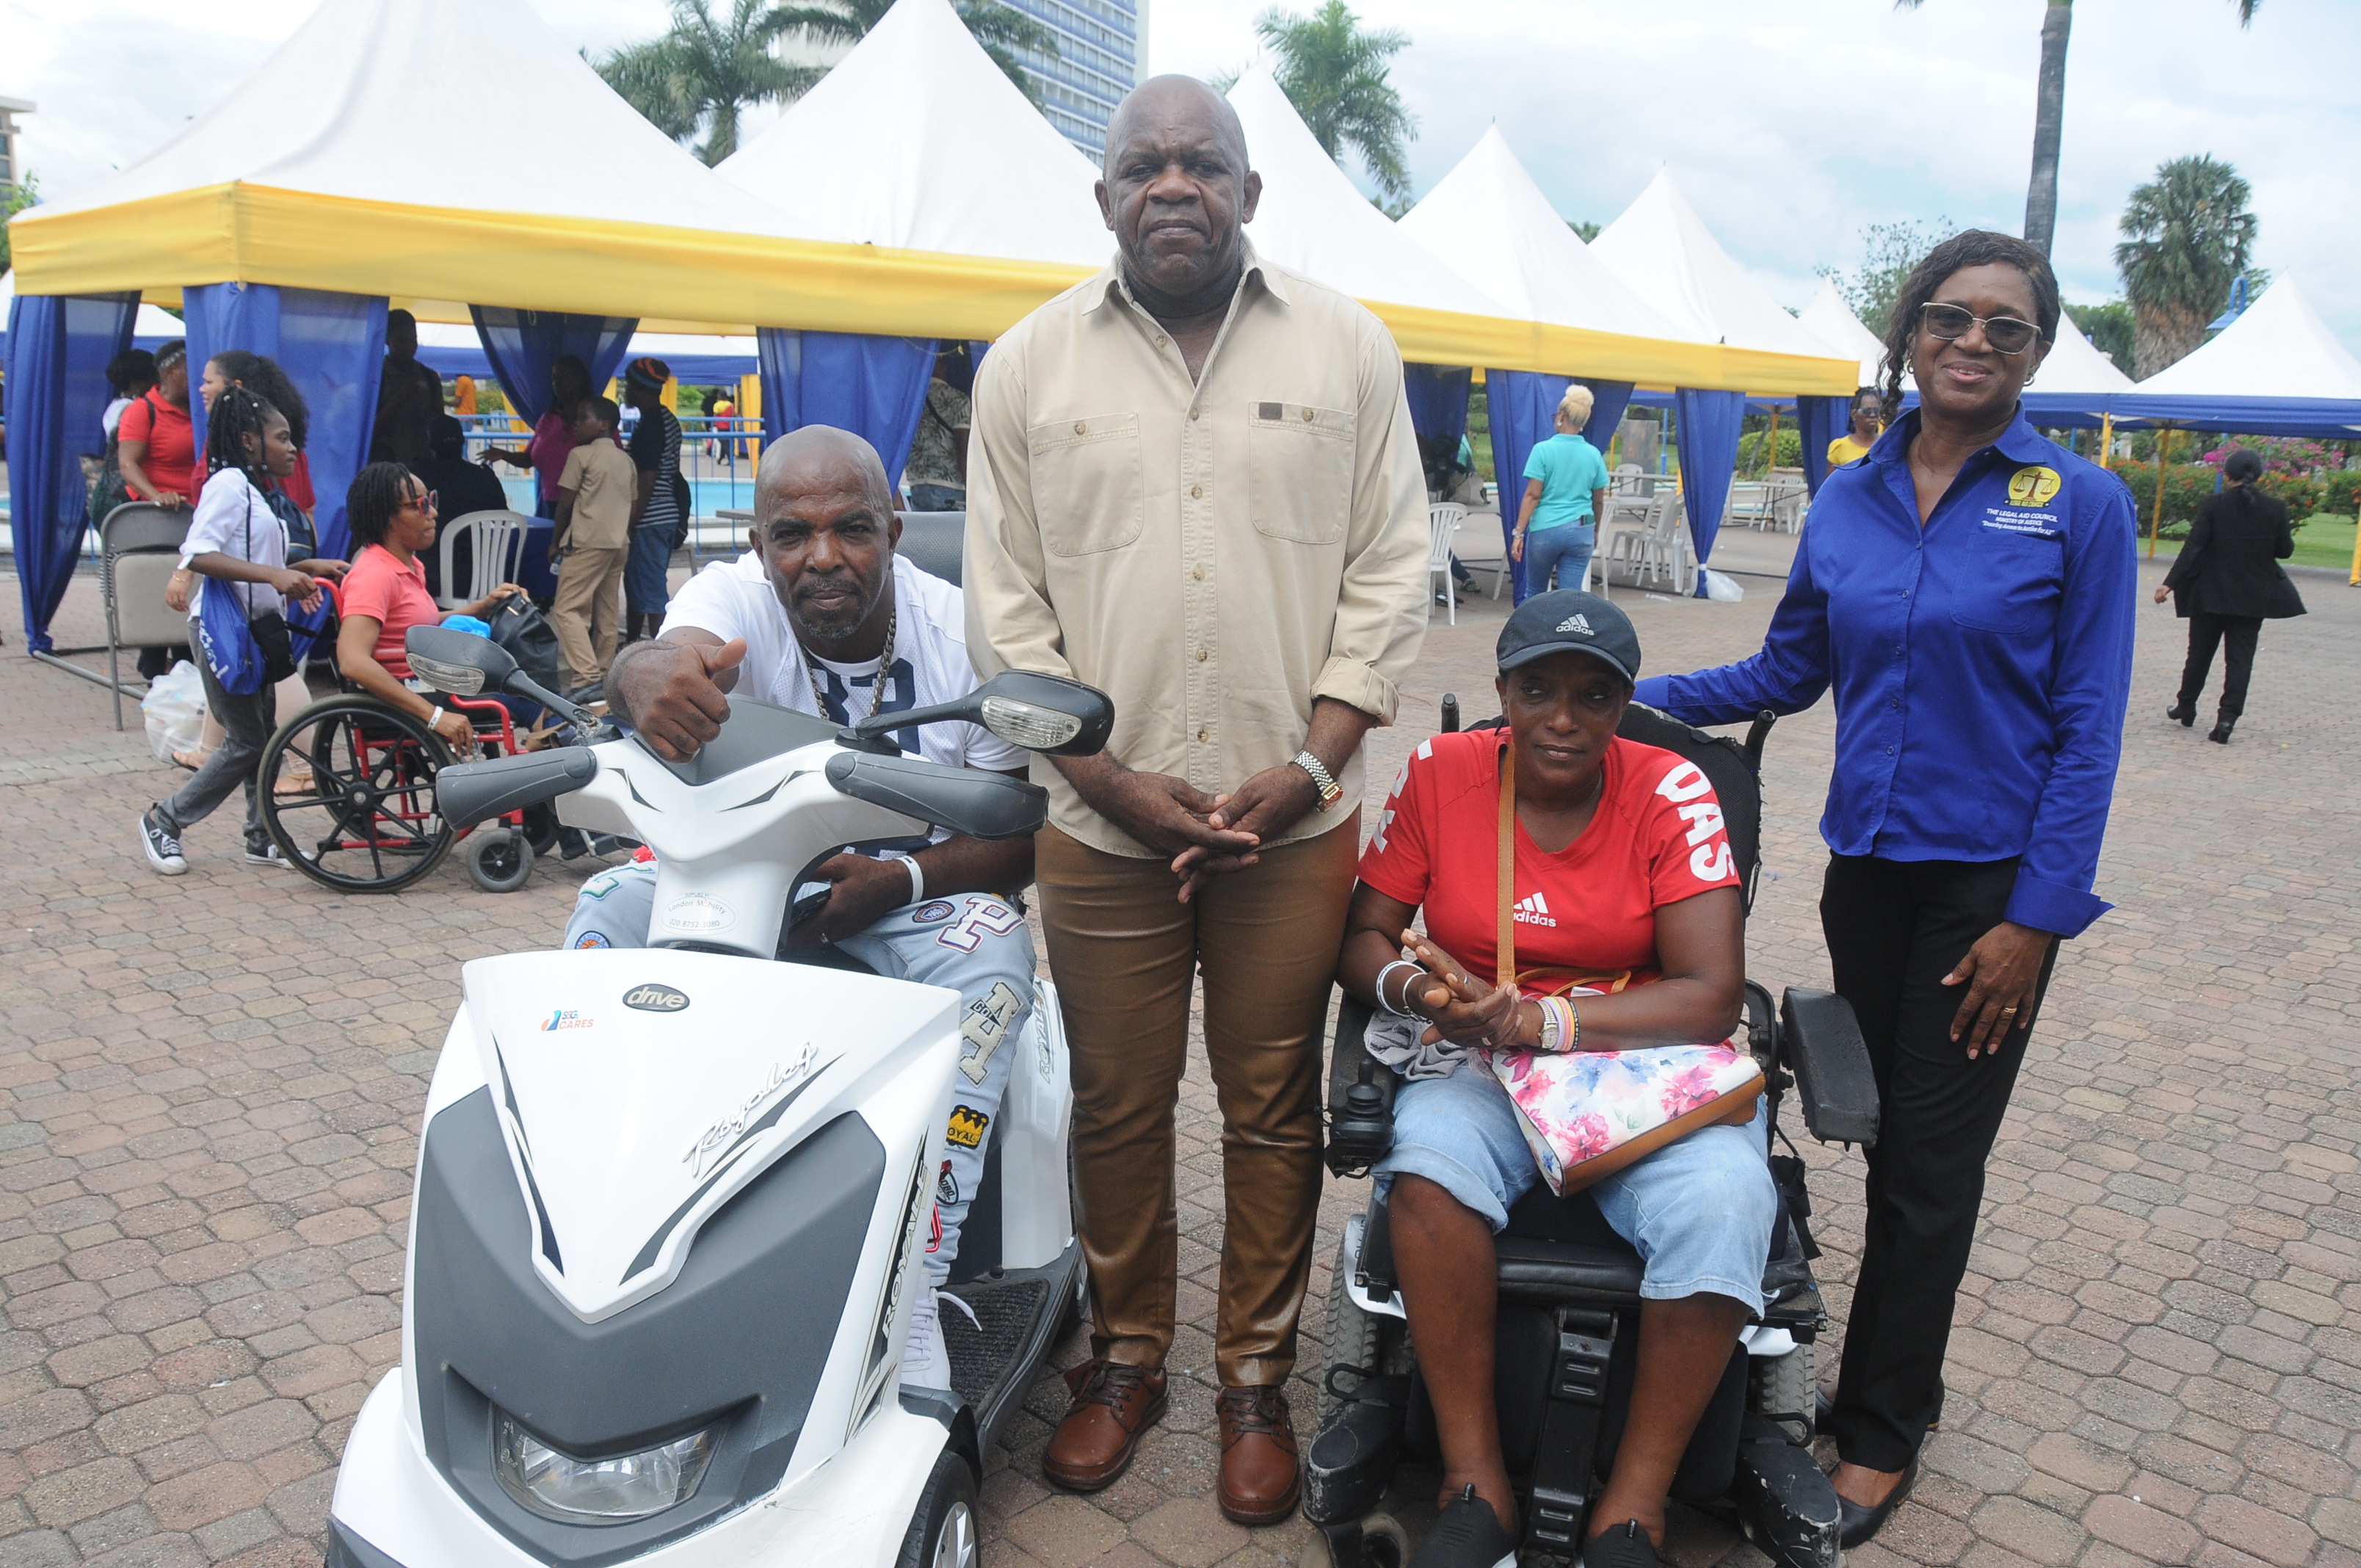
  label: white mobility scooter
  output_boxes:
[326,626,1112,1568]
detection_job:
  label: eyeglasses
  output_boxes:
[1918,302,2042,357]
[399,490,440,515]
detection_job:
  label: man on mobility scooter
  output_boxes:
[570,426,1040,1394]
[1309,592,1881,1568]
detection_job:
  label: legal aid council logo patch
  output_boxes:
[2006,465,2063,507]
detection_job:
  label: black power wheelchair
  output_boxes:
[1302,700,1882,1568]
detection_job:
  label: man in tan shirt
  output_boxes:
[965,76,1429,1522]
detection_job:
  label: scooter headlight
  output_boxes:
[492,1409,715,1523]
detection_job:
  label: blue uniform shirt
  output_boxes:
[1635,409,2136,938]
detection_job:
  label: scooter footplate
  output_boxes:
[946,1277,1051,1412]
[1730,1412,1842,1568]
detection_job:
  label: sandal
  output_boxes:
[274,766,318,798]
[171,748,208,771]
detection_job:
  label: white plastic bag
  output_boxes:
[1700,569,1746,603]
[142,661,207,763]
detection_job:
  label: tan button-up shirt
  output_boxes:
[964,245,1432,857]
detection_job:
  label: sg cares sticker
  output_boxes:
[2006,465,2062,507]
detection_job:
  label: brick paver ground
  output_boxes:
[4,542,2358,1568]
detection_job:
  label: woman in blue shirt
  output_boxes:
[1512,384,1612,597]
[1635,231,2135,1548]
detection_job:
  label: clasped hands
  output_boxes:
[1388,931,1548,1052]
[1069,755,1322,902]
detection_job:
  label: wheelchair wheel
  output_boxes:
[1299,1514,1408,1568]
[259,697,457,893]
[463,827,534,894]
[1751,1340,1815,1442]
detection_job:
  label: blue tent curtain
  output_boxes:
[469,308,638,437]
[1672,388,1746,593]
[1484,369,1565,603]
[757,330,937,495]
[1575,380,1636,452]
[186,283,391,560]
[5,291,139,650]
[1404,364,1472,443]
[1795,395,1848,496]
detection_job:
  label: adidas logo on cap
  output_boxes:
[1512,890,1558,928]
[1555,614,1594,636]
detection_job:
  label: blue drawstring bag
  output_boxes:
[195,576,266,695]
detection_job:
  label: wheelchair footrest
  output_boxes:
[1523,1309,1617,1556]
[1304,1376,1410,1528]
[1729,1411,1842,1568]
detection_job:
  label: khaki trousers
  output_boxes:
[1036,819,1358,1387]
[551,545,628,689]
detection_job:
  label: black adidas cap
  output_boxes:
[1496,589,1642,685]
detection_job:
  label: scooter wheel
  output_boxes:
[1300,1513,1409,1568]
[463,827,534,893]
[896,1449,981,1568]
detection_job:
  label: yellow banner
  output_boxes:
[9,182,1857,394]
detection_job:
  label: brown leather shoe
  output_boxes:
[1042,1360,1167,1492]
[1216,1384,1301,1525]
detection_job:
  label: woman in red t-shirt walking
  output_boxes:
[1335,592,1774,1568]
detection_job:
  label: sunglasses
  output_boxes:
[399,490,440,515]
[1918,302,2042,357]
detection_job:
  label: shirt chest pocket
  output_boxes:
[1952,531,2065,635]
[1028,413,1145,556]
[1247,401,1354,545]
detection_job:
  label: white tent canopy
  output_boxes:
[1397,128,1695,346]
[2031,316,2134,398]
[717,0,1110,269]
[2114,275,2361,435]
[1223,69,1514,322]
[1590,172,1838,365]
[1799,279,1885,389]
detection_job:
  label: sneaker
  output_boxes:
[1581,1519,1661,1568]
[139,810,187,876]
[901,1277,954,1393]
[1410,1484,1518,1568]
[244,843,293,869]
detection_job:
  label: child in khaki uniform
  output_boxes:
[551,397,636,692]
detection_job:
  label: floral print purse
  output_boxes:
[1482,742,1763,1195]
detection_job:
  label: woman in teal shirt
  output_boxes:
[1512,384,1613,598]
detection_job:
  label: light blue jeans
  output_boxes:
[1374,1058,1775,1313]
[565,863,1034,1282]
[1523,520,1595,596]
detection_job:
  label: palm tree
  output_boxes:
[1252,1,1417,203]
[597,0,817,165]
[1893,0,2261,256]
[2114,156,2257,377]
[772,0,1062,107]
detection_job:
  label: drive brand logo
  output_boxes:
[1512,891,1558,928]
[623,984,690,1013]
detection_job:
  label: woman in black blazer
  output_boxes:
[2158,448,2307,742]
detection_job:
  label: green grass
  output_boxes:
[2138,511,2357,571]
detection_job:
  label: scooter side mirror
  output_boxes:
[848,670,1114,758]
[407,625,518,697]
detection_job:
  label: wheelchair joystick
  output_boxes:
[1440,693,1460,733]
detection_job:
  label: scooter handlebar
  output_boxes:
[438,747,599,829]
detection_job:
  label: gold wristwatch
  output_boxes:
[1291,749,1343,810]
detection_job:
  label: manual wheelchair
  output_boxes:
[1302,700,1882,1568]
[251,589,576,895]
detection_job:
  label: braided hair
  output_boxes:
[207,349,311,449]
[1876,230,2061,422]
[206,386,283,479]
[346,462,418,553]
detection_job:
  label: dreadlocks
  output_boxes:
[207,349,311,449]
[346,462,418,552]
[1877,229,2061,423]
[205,386,283,479]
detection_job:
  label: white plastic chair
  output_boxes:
[1600,491,1669,587]
[435,509,532,611]
[1428,502,1466,625]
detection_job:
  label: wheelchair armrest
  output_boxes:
[1324,992,1399,1177]
[1779,987,1880,1147]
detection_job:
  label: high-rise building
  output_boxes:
[998,0,1146,161]
[0,97,33,191]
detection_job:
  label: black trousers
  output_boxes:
[2176,612,2263,721]
[1820,853,2060,1472]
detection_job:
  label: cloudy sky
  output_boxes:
[5,0,2356,341]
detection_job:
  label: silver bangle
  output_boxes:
[1375,960,1421,1017]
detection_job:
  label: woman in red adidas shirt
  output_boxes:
[1336,592,1775,1568]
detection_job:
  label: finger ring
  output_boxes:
[2000,1006,2018,1015]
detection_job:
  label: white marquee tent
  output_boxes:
[1799,279,1886,390]
[2114,275,2361,437]
[1590,172,1842,368]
